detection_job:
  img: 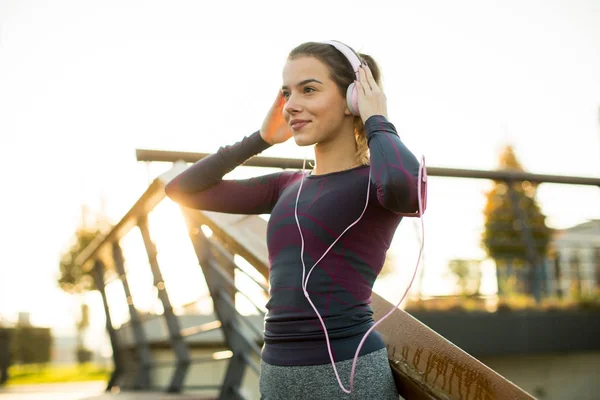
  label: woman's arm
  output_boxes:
[165,130,290,214]
[365,115,420,214]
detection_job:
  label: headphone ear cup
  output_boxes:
[346,82,360,116]
[420,157,428,213]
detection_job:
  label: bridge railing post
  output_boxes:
[137,215,191,393]
[92,259,124,392]
[181,209,263,400]
[111,242,153,390]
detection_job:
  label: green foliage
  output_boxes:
[57,210,110,365]
[7,327,52,366]
[57,226,104,294]
[0,329,10,384]
[7,363,110,385]
[481,146,551,263]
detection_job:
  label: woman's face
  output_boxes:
[281,56,352,146]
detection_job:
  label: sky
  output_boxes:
[1,0,600,343]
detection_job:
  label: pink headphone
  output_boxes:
[293,40,428,394]
[319,40,362,116]
[319,39,427,215]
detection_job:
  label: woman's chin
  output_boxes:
[292,134,316,147]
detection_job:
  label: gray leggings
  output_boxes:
[259,348,400,400]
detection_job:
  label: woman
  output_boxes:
[165,41,421,399]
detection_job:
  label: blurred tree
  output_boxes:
[0,328,9,385]
[448,259,482,296]
[57,204,111,364]
[481,145,551,298]
[57,227,100,294]
[11,327,52,367]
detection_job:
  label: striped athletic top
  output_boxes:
[165,115,420,366]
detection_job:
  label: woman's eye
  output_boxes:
[281,87,314,99]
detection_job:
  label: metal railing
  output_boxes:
[73,150,600,399]
[75,163,269,399]
[138,149,600,307]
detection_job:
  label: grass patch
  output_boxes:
[6,363,110,385]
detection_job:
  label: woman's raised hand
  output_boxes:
[260,92,293,145]
[355,62,388,124]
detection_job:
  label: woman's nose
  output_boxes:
[284,94,302,114]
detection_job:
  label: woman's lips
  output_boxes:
[290,120,310,130]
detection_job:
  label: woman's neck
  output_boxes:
[311,128,360,176]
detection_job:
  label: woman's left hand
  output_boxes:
[355,62,388,123]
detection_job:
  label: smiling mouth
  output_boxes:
[290,121,311,130]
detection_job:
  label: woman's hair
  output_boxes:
[288,42,382,166]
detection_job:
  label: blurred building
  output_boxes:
[17,312,31,327]
[51,335,77,364]
[548,219,600,298]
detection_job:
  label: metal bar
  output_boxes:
[234,265,269,294]
[181,208,256,400]
[137,149,310,170]
[149,360,178,368]
[218,289,264,343]
[135,148,600,186]
[219,352,248,400]
[135,292,214,326]
[206,230,268,294]
[180,320,222,338]
[138,215,191,393]
[135,293,214,326]
[206,241,267,315]
[75,180,166,272]
[231,385,248,400]
[216,237,238,313]
[148,354,235,369]
[189,356,231,364]
[149,356,227,368]
[91,260,124,392]
[214,265,266,316]
[184,231,267,314]
[74,162,188,274]
[229,318,263,359]
[182,384,223,391]
[180,292,213,310]
[112,243,153,389]
[240,353,261,376]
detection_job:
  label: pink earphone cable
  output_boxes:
[295,152,426,394]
